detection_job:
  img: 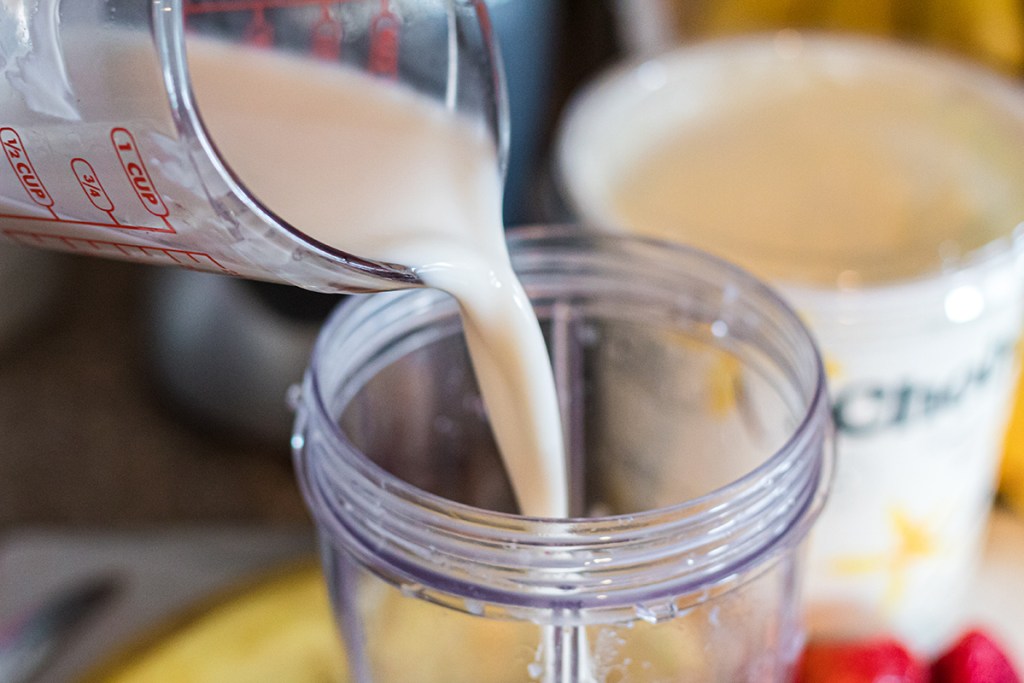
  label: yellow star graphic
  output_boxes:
[830,507,938,609]
[824,355,844,381]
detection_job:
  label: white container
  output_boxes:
[557,33,1024,653]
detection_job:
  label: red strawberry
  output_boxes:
[932,629,1021,683]
[796,638,929,683]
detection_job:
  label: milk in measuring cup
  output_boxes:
[0,22,417,292]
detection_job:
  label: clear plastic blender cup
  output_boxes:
[292,227,834,683]
[0,0,505,293]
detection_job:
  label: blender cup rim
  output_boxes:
[306,225,830,524]
[293,226,834,609]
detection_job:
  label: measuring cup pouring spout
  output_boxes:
[0,0,506,294]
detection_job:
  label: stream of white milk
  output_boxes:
[187,37,592,683]
[188,40,569,518]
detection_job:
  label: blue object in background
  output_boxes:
[489,0,563,225]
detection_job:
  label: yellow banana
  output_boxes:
[965,0,1024,73]
[919,0,1024,74]
[1001,372,1024,516]
[692,0,1024,73]
[818,0,894,36]
[699,0,805,35]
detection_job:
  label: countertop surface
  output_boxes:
[0,255,312,528]
[0,511,1022,683]
[0,527,315,683]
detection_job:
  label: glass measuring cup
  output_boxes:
[0,0,506,293]
[292,227,834,682]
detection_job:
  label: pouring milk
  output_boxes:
[187,38,568,519]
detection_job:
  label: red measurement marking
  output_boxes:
[0,127,58,218]
[311,5,342,60]
[244,7,275,47]
[369,7,400,77]
[70,158,118,221]
[0,212,172,233]
[472,0,496,56]
[2,228,237,275]
[110,128,174,231]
